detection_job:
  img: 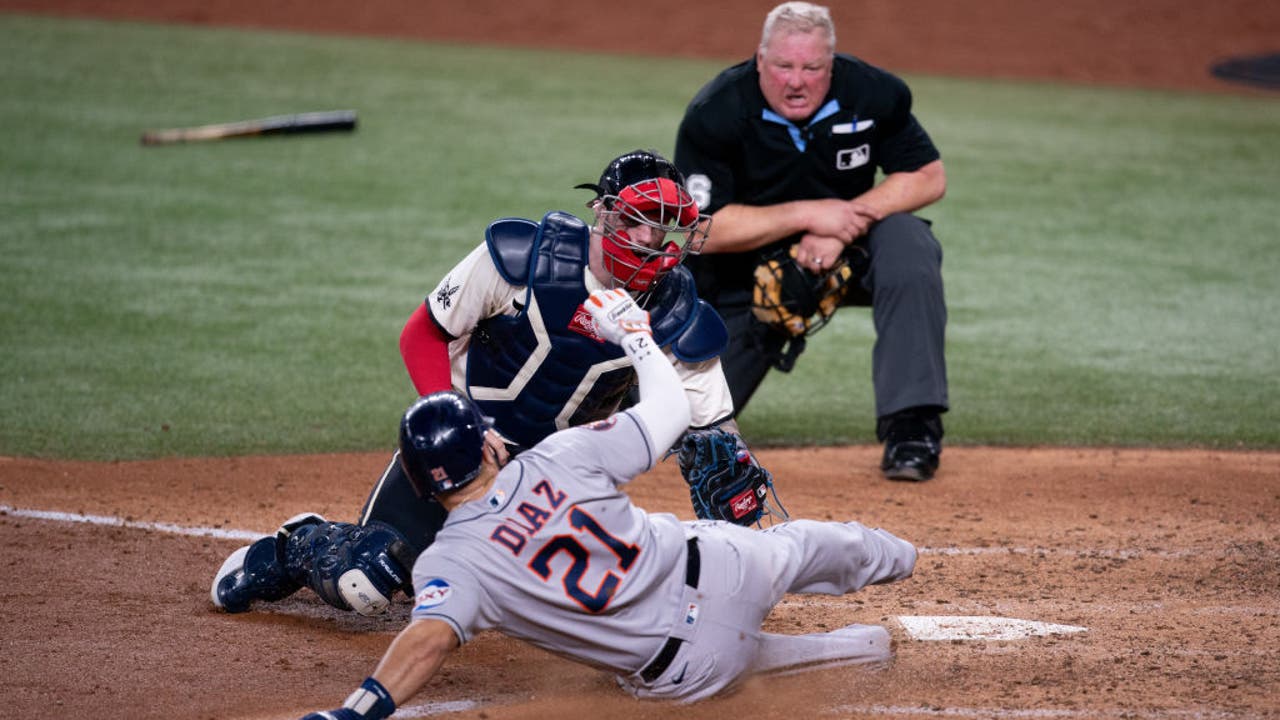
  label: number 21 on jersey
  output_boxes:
[531,506,640,613]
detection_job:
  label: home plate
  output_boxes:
[897,615,1087,641]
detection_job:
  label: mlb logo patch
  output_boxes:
[415,578,453,610]
[684,602,700,625]
[836,144,870,170]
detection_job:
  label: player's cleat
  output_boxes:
[879,412,941,482]
[210,512,326,613]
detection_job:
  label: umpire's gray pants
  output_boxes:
[719,212,949,421]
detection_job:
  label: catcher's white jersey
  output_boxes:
[427,243,734,428]
[411,408,690,673]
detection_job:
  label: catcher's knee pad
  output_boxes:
[282,520,416,616]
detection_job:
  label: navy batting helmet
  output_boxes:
[398,391,492,498]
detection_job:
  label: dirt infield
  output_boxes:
[2,2,1278,719]
[3,447,1278,719]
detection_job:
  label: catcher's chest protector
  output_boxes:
[469,212,726,448]
[469,212,634,448]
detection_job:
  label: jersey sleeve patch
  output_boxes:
[414,578,454,611]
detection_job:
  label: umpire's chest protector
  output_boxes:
[467,211,725,448]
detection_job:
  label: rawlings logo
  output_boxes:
[568,305,606,342]
[730,488,760,519]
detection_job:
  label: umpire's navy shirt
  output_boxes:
[674,53,940,305]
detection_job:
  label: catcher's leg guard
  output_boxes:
[210,512,325,613]
[281,519,417,616]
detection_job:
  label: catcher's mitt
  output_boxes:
[673,428,787,526]
[752,243,862,338]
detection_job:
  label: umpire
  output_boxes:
[674,1,949,481]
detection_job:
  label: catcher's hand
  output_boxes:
[673,428,787,526]
[585,288,652,345]
[752,243,860,337]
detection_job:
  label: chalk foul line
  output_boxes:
[0,504,263,541]
[1,504,1196,560]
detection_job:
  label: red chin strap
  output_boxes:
[602,235,681,292]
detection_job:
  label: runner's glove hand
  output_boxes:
[585,288,652,346]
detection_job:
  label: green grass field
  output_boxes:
[2,14,1278,459]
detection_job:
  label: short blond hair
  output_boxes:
[759,2,836,55]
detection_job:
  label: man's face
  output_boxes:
[591,200,669,251]
[613,207,670,250]
[757,29,833,123]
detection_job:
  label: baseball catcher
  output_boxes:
[211,150,785,619]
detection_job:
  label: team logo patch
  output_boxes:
[836,144,870,171]
[415,578,453,610]
[587,417,618,431]
[568,304,606,342]
[435,278,461,309]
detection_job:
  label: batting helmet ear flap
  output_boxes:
[398,391,492,499]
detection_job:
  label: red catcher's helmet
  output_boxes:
[576,150,710,292]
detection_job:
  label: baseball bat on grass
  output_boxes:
[140,109,357,146]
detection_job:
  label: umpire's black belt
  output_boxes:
[639,537,701,682]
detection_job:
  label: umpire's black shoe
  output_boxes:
[879,411,943,482]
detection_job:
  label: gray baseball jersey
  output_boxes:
[410,405,918,701]
[411,408,689,673]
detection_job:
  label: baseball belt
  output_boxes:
[639,537,701,682]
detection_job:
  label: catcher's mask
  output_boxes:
[576,150,710,293]
[398,391,493,498]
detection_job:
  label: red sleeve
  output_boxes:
[400,303,454,395]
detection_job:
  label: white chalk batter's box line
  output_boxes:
[0,505,1201,559]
